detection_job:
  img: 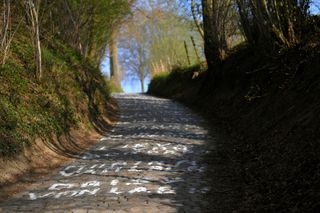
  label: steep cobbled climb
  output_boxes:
[0,94,215,213]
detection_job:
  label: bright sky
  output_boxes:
[101,57,150,93]
[311,1,320,14]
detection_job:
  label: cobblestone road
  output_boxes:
[0,94,215,213]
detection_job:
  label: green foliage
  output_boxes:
[40,0,132,64]
[149,13,202,67]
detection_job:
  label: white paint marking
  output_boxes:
[99,146,106,150]
[201,187,210,194]
[83,169,96,175]
[90,164,98,169]
[125,179,150,186]
[128,161,142,172]
[110,180,119,186]
[150,166,164,171]
[198,166,206,172]
[101,168,108,173]
[174,160,189,168]
[81,181,100,188]
[29,192,56,200]
[161,177,184,184]
[157,186,175,194]
[134,161,142,166]
[60,165,85,177]
[109,187,122,194]
[173,145,188,153]
[99,164,106,168]
[55,190,78,198]
[188,188,196,194]
[75,188,100,197]
[29,193,37,200]
[164,150,176,155]
[111,162,127,172]
[128,187,148,194]
[49,183,76,191]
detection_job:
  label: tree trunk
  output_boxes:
[109,29,120,87]
[1,0,10,65]
[1,0,10,48]
[26,0,42,80]
[191,0,204,40]
[239,0,304,49]
[236,0,254,45]
[201,0,222,69]
[34,15,42,80]
[140,78,145,93]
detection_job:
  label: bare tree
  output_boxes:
[63,0,83,54]
[119,16,149,93]
[1,0,11,65]
[25,0,42,80]
[236,0,311,48]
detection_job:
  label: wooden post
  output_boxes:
[190,36,201,63]
[184,40,191,65]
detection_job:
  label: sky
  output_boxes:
[101,57,150,93]
[311,1,320,14]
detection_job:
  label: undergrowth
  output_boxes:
[148,64,204,97]
[0,31,111,157]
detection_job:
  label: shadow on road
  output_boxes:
[0,94,240,212]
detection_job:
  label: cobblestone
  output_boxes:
[0,94,215,213]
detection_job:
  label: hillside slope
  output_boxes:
[0,32,117,192]
[148,37,320,211]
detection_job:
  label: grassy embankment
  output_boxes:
[0,32,117,188]
[148,32,320,211]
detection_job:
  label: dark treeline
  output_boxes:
[201,0,316,68]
